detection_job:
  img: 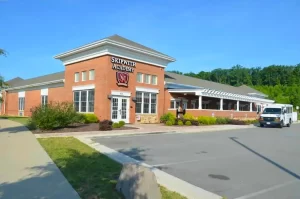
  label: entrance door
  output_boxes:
[111,97,129,123]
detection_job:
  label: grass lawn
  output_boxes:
[38,137,187,199]
[0,116,30,125]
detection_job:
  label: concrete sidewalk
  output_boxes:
[35,123,256,138]
[0,119,80,199]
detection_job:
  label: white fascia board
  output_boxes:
[6,79,64,91]
[168,89,202,93]
[136,87,159,93]
[72,84,95,91]
[54,39,175,65]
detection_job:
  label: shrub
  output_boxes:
[198,116,217,125]
[112,122,120,128]
[216,117,229,124]
[178,120,184,126]
[160,112,176,123]
[119,121,125,127]
[183,113,195,120]
[81,113,99,123]
[165,120,173,126]
[185,121,192,126]
[31,102,80,130]
[99,120,113,131]
[191,120,199,126]
[229,119,246,125]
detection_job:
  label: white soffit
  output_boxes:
[54,39,175,68]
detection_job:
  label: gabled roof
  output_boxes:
[7,71,64,89]
[165,72,264,96]
[238,85,265,96]
[54,34,175,62]
[5,77,24,87]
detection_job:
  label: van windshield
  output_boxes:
[263,108,282,114]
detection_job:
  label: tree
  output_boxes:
[0,48,6,56]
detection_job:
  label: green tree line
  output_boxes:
[169,64,300,108]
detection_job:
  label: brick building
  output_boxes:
[0,35,274,123]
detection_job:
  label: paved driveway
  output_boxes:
[92,124,300,199]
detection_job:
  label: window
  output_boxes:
[137,73,143,83]
[18,97,25,111]
[74,72,79,82]
[73,89,94,113]
[145,74,150,84]
[191,101,196,109]
[151,75,157,85]
[170,99,180,109]
[89,70,95,80]
[203,103,209,109]
[135,91,157,114]
[41,95,48,106]
[135,92,142,113]
[82,71,87,81]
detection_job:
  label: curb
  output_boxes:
[35,125,256,138]
[76,136,222,199]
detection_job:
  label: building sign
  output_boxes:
[111,57,136,73]
[116,72,129,87]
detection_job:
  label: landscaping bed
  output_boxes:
[38,137,187,199]
[32,123,138,134]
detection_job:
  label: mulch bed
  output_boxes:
[32,123,138,134]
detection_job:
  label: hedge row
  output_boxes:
[160,112,258,126]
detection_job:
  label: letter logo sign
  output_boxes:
[116,72,129,87]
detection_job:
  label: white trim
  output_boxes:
[54,38,175,62]
[6,79,64,91]
[89,69,95,80]
[41,88,48,95]
[111,90,131,97]
[74,72,79,82]
[72,84,95,91]
[81,71,87,81]
[18,91,25,98]
[136,86,159,93]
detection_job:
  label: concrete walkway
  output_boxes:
[0,119,80,199]
[35,123,256,138]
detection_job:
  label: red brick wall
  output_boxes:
[24,90,40,116]
[5,92,18,116]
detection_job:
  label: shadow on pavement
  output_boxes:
[230,137,300,180]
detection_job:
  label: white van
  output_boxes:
[259,104,293,128]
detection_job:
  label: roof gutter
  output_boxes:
[5,79,65,91]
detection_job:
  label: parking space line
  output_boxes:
[234,180,299,199]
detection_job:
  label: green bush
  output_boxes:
[119,121,125,127]
[31,102,80,130]
[165,120,173,126]
[178,120,184,126]
[216,117,229,124]
[160,112,176,123]
[81,113,99,123]
[99,120,113,131]
[185,121,192,126]
[112,122,120,128]
[198,116,217,125]
[183,113,195,120]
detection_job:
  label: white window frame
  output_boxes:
[18,97,25,111]
[73,89,94,113]
[170,99,181,109]
[145,74,150,84]
[41,95,48,106]
[191,100,196,109]
[82,71,87,81]
[151,75,157,85]
[137,73,143,83]
[75,72,79,82]
[89,70,95,80]
[135,91,157,114]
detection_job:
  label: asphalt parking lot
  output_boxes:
[92,124,300,199]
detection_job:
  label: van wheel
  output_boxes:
[287,119,291,127]
[279,121,283,128]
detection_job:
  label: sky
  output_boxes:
[0,0,300,81]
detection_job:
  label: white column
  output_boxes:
[250,102,253,112]
[237,100,240,111]
[198,96,202,109]
[220,98,223,110]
